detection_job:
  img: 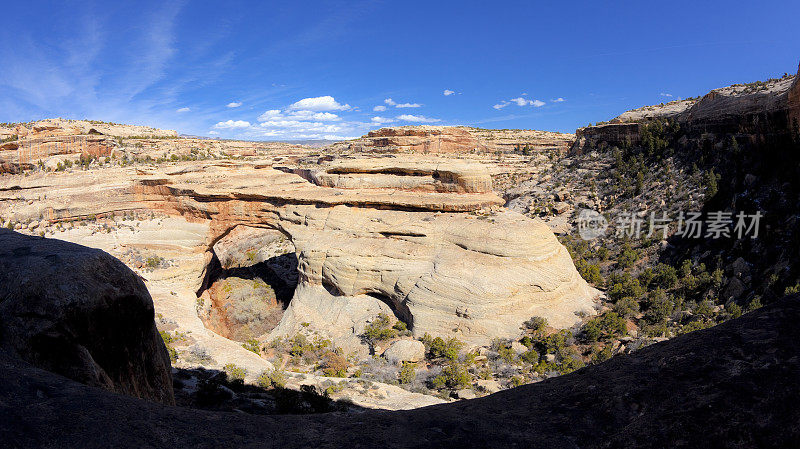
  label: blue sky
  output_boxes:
[1,1,798,140]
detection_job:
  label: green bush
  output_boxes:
[362,313,399,344]
[241,338,261,354]
[491,338,516,363]
[617,244,640,269]
[644,288,674,324]
[606,272,644,302]
[257,369,287,389]
[421,334,463,361]
[398,362,416,384]
[223,363,247,385]
[431,362,471,390]
[582,312,627,343]
[653,263,678,289]
[523,316,548,337]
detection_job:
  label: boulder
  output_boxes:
[382,339,426,364]
[511,341,528,354]
[454,388,477,400]
[0,229,174,405]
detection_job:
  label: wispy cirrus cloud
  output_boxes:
[397,114,440,123]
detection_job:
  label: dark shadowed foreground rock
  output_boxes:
[2,281,800,447]
[0,229,174,404]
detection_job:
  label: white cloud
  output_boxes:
[287,95,350,111]
[257,109,283,121]
[210,95,372,140]
[176,107,190,112]
[226,101,242,108]
[373,105,387,112]
[371,116,395,124]
[286,111,340,121]
[660,92,673,97]
[495,96,545,109]
[551,97,565,102]
[258,109,339,122]
[510,97,529,106]
[510,97,545,107]
[493,101,509,110]
[397,114,440,123]
[443,89,455,96]
[213,119,251,129]
[384,97,421,108]
[208,130,219,135]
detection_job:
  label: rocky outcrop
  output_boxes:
[2,295,799,448]
[134,156,598,349]
[572,64,800,154]
[333,126,574,154]
[0,118,178,139]
[0,229,174,405]
[0,154,596,352]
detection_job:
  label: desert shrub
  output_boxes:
[612,296,640,318]
[398,362,416,384]
[519,348,539,365]
[223,363,247,385]
[644,288,674,324]
[590,345,613,364]
[617,244,640,269]
[145,255,165,269]
[653,263,678,289]
[421,334,463,361]
[523,316,548,337]
[541,329,573,354]
[490,338,516,363]
[257,368,288,389]
[167,346,178,363]
[582,312,627,343]
[320,351,349,377]
[430,362,471,390]
[606,272,644,302]
[693,299,714,318]
[580,262,604,285]
[679,319,711,335]
[241,338,261,354]
[362,313,399,344]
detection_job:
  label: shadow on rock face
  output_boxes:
[0,229,174,405]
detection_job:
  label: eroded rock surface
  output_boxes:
[135,156,598,349]
[332,125,574,154]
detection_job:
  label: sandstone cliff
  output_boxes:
[572,64,800,154]
[333,125,574,154]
